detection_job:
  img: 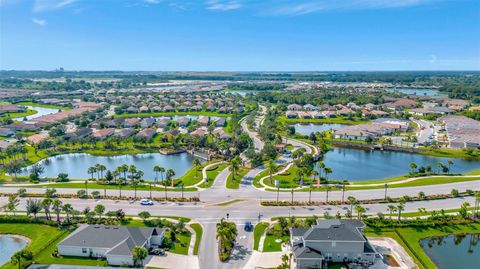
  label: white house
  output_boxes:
[58,225,165,266]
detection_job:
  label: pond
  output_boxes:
[291,123,346,136]
[14,106,59,121]
[21,152,197,180]
[386,88,440,96]
[0,235,28,266]
[420,234,479,269]
[317,147,479,181]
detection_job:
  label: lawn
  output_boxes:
[226,166,250,189]
[16,101,71,111]
[0,109,37,120]
[190,223,203,255]
[14,181,198,192]
[263,234,289,252]
[253,222,269,251]
[199,164,228,188]
[365,223,480,269]
[0,224,108,269]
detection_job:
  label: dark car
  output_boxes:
[244,221,253,231]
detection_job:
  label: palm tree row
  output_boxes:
[216,218,238,261]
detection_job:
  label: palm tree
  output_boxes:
[52,199,63,223]
[26,199,41,219]
[317,162,325,179]
[229,156,241,181]
[324,167,332,183]
[267,159,278,185]
[128,165,137,182]
[131,180,140,199]
[88,166,96,180]
[387,204,397,220]
[355,205,366,220]
[153,165,162,186]
[166,169,175,187]
[62,203,73,223]
[447,160,454,173]
[117,164,129,181]
[347,196,357,219]
[159,167,166,184]
[474,192,480,219]
[94,204,105,220]
[116,177,125,198]
[436,162,444,174]
[397,202,405,220]
[409,162,417,174]
[98,164,107,179]
[41,198,52,220]
[131,246,148,267]
[311,170,319,187]
[193,158,202,176]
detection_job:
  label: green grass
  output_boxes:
[114,111,232,118]
[16,101,71,110]
[420,148,480,160]
[253,222,269,251]
[190,223,203,255]
[226,166,250,189]
[263,234,289,252]
[0,224,108,269]
[167,230,191,255]
[365,223,480,269]
[1,109,37,120]
[347,175,480,190]
[175,165,204,186]
[199,164,228,188]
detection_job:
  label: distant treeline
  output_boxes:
[226,83,286,91]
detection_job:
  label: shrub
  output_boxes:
[77,190,87,199]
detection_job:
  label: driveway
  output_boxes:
[146,252,199,269]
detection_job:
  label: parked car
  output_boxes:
[244,221,253,231]
[140,199,154,205]
[150,248,165,256]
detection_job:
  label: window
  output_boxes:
[82,248,87,254]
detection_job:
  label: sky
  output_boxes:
[0,0,479,71]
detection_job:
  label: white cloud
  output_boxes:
[33,0,78,12]
[32,18,47,26]
[206,0,242,11]
[267,0,439,16]
[144,0,161,4]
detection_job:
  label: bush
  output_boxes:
[0,215,57,226]
[77,190,87,199]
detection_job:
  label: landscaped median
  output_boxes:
[226,166,250,189]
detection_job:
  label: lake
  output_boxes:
[420,234,480,269]
[21,152,197,180]
[0,235,28,266]
[14,106,59,121]
[318,147,479,181]
[387,88,439,96]
[291,123,346,135]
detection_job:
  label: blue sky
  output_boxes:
[1,0,479,71]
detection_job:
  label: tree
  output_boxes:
[459,202,470,219]
[131,180,140,199]
[26,199,41,218]
[355,205,366,220]
[153,165,163,186]
[5,162,22,181]
[56,173,69,182]
[325,185,330,204]
[131,246,148,267]
[397,202,405,220]
[52,199,63,223]
[474,192,480,219]
[138,211,151,220]
[62,203,73,223]
[41,198,52,220]
[216,218,238,261]
[387,204,397,220]
[29,163,44,181]
[323,167,332,182]
[10,249,33,269]
[347,196,357,219]
[267,158,278,184]
[229,156,241,181]
[409,162,417,174]
[87,166,96,180]
[94,204,105,220]
[447,160,454,173]
[193,158,202,176]
[5,195,19,215]
[166,169,175,187]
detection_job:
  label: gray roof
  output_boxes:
[293,244,323,259]
[58,225,165,254]
[291,220,366,242]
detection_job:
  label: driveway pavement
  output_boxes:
[146,252,199,269]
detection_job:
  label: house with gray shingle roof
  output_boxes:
[290,220,381,269]
[58,224,165,266]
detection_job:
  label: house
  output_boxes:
[190,127,207,137]
[213,128,231,140]
[290,219,382,269]
[177,117,190,127]
[198,116,209,126]
[123,118,139,128]
[57,224,165,266]
[156,118,171,128]
[214,117,226,127]
[303,104,317,111]
[275,143,286,153]
[286,111,298,119]
[140,118,155,128]
[0,127,15,137]
[65,128,92,140]
[26,133,49,144]
[287,104,303,111]
[114,128,135,138]
[0,104,25,115]
[136,128,156,139]
[0,140,15,152]
[92,128,115,140]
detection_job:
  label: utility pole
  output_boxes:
[384,183,388,201]
[309,183,312,204]
[149,183,152,200]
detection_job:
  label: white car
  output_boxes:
[140,199,154,205]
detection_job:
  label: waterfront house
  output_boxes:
[291,220,381,269]
[92,128,115,140]
[136,128,157,139]
[57,224,165,266]
[177,117,190,127]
